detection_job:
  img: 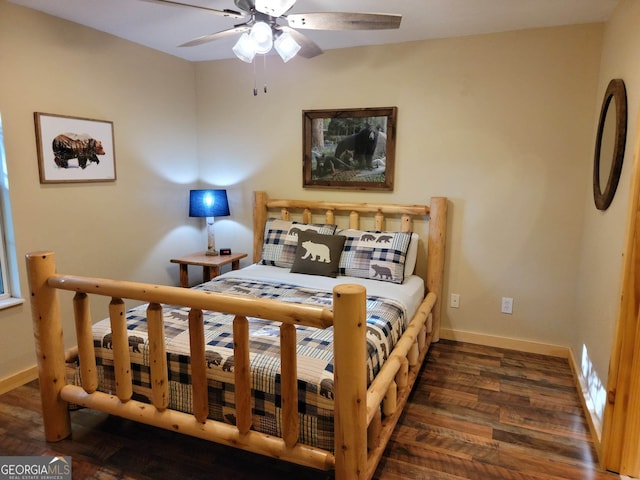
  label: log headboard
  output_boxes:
[25,190,448,480]
[251,191,447,340]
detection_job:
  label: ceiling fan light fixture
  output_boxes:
[232,33,257,63]
[249,21,273,54]
[255,0,296,17]
[274,31,301,62]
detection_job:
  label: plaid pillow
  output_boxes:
[261,219,337,268]
[337,229,413,284]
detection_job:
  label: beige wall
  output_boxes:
[574,0,640,427]
[0,1,202,378]
[196,25,603,347]
[0,0,625,411]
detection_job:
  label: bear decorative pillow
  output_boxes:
[290,231,346,278]
[261,219,337,269]
[337,229,412,284]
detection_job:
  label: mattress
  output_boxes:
[82,264,425,451]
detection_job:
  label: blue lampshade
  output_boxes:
[189,189,230,218]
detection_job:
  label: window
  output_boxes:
[0,113,22,308]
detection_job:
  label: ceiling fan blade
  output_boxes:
[179,25,250,47]
[287,12,401,31]
[139,0,245,18]
[278,26,323,58]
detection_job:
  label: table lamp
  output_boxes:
[189,189,230,256]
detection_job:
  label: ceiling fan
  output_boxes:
[141,0,402,62]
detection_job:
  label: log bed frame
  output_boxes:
[25,191,447,480]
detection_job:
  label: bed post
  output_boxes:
[427,197,447,342]
[253,191,268,263]
[25,251,71,441]
[333,284,368,480]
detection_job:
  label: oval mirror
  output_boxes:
[593,79,627,211]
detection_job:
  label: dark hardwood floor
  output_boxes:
[0,340,618,479]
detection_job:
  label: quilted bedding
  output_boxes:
[83,270,414,451]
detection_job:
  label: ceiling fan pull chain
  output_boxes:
[253,58,258,96]
[263,54,268,94]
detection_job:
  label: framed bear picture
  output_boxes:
[34,112,116,184]
[302,106,397,191]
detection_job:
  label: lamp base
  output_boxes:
[205,249,219,256]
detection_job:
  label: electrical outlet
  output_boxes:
[450,293,460,308]
[501,297,513,314]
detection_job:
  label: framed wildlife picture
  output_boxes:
[34,112,116,184]
[302,106,397,191]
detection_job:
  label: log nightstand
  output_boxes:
[170,252,247,288]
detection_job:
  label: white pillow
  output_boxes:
[404,233,419,278]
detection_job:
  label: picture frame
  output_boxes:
[302,106,397,191]
[34,112,116,184]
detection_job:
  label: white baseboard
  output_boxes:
[0,365,38,396]
[439,328,569,357]
[567,347,603,460]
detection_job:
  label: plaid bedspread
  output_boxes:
[85,276,408,451]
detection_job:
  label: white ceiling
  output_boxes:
[9,0,619,62]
